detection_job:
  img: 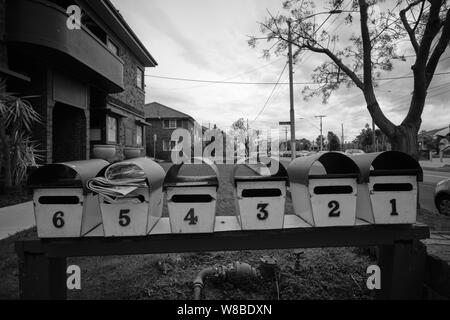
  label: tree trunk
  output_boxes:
[388,125,420,159]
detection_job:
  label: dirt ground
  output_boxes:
[0,163,423,300]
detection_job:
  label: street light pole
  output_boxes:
[315,115,326,151]
[287,20,296,161]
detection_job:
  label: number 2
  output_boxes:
[390,199,398,216]
[328,201,340,217]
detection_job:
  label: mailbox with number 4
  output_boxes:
[287,152,361,227]
[352,151,423,224]
[232,158,288,230]
[28,159,109,238]
[164,159,219,233]
[99,157,165,237]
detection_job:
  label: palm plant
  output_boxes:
[0,79,42,189]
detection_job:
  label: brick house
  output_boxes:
[1,0,156,164]
[144,102,201,161]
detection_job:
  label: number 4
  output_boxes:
[184,209,198,225]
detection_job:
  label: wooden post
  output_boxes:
[377,240,426,299]
[16,244,67,300]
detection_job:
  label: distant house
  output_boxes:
[144,102,201,161]
[1,0,156,163]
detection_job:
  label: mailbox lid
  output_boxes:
[351,151,423,183]
[28,159,109,193]
[232,158,288,186]
[287,152,361,186]
[164,159,219,189]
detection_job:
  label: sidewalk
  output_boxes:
[420,158,450,170]
[0,201,34,240]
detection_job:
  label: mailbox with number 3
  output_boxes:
[232,157,288,230]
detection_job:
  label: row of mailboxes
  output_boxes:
[28,151,422,238]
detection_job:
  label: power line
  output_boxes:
[145,71,450,86]
[253,63,288,122]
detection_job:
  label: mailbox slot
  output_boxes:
[28,159,109,238]
[353,151,422,225]
[287,152,361,227]
[232,158,288,230]
[98,157,165,237]
[164,159,219,234]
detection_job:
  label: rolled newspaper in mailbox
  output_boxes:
[287,152,361,227]
[28,159,109,238]
[89,157,165,237]
[351,151,423,224]
[164,158,219,233]
[232,157,288,230]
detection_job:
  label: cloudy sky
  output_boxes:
[111,0,450,142]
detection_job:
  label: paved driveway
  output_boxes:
[0,201,34,240]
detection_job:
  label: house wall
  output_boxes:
[146,119,194,161]
[0,0,6,68]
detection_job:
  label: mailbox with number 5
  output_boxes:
[164,159,219,233]
[232,158,288,230]
[99,157,165,237]
[287,152,361,227]
[352,151,422,224]
[28,159,109,238]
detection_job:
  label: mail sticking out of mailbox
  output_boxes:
[87,162,148,203]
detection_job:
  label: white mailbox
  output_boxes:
[287,152,361,227]
[164,160,219,234]
[233,158,288,230]
[28,159,109,238]
[98,157,165,237]
[353,151,422,224]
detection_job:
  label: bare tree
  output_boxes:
[250,0,450,157]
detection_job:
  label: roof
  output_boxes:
[420,127,448,137]
[77,0,158,67]
[145,102,194,119]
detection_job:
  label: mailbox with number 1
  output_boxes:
[352,151,423,224]
[28,159,109,238]
[287,152,361,227]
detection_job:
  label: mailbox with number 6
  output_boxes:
[287,152,361,227]
[28,159,109,238]
[352,151,423,224]
[99,157,165,237]
[164,159,219,233]
[232,158,288,230]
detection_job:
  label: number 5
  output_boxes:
[119,209,131,227]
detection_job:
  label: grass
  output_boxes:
[0,164,385,300]
[0,185,32,209]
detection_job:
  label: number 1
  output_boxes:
[390,199,398,216]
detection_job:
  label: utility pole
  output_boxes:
[315,115,326,151]
[372,120,376,152]
[284,127,288,152]
[287,20,296,161]
[341,123,344,151]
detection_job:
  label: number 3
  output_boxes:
[257,203,269,220]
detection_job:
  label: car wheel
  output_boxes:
[436,195,450,216]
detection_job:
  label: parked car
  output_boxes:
[344,149,365,155]
[435,178,450,215]
[297,150,310,157]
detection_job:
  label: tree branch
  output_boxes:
[400,0,424,54]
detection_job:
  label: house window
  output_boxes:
[136,125,143,146]
[137,67,144,90]
[107,116,118,143]
[107,38,119,56]
[163,119,178,129]
[163,140,177,152]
